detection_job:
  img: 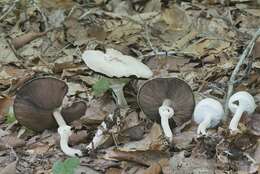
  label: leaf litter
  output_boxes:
[1,0,260,173]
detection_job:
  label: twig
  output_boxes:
[0,0,19,22]
[223,28,260,122]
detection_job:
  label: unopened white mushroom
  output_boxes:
[228,91,256,132]
[193,98,224,135]
[82,48,153,108]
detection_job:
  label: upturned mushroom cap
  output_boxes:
[14,77,87,132]
[193,98,224,128]
[249,113,260,136]
[228,91,256,115]
[137,77,195,127]
[82,48,153,78]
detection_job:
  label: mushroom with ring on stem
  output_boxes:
[228,91,256,133]
[13,77,87,157]
[82,48,153,108]
[193,98,224,135]
[137,77,195,142]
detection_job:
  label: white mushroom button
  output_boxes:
[228,91,256,132]
[193,98,224,135]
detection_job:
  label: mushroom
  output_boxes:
[193,98,224,135]
[13,77,87,157]
[137,77,195,142]
[228,91,256,132]
[82,48,153,107]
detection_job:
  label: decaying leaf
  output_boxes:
[0,161,17,174]
[11,31,47,49]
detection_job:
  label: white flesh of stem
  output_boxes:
[58,126,82,157]
[111,84,128,108]
[229,106,244,131]
[197,115,212,135]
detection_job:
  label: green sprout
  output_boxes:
[52,157,80,174]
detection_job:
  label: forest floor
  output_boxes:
[1,0,260,173]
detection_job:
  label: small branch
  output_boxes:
[0,0,19,22]
[223,28,260,122]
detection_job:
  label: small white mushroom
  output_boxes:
[82,48,153,108]
[228,91,256,132]
[193,98,224,135]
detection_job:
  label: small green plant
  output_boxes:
[52,157,80,174]
[92,78,110,96]
[5,107,16,124]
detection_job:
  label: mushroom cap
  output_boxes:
[82,48,153,78]
[193,98,224,128]
[249,113,260,136]
[13,77,87,132]
[137,77,195,127]
[228,91,256,115]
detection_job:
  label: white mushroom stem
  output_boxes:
[229,106,244,131]
[86,113,113,150]
[197,115,212,135]
[58,125,82,157]
[86,122,107,150]
[110,83,128,108]
[53,109,82,157]
[158,99,174,142]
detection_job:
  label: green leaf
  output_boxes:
[5,113,16,124]
[92,78,110,96]
[52,157,80,174]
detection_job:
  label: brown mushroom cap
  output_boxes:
[137,77,195,127]
[13,77,87,132]
[249,113,260,136]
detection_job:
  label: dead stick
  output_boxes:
[0,0,19,22]
[224,28,260,122]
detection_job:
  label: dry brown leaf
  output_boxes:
[0,96,13,118]
[26,144,50,155]
[170,151,215,174]
[105,168,123,174]
[40,0,74,9]
[11,31,47,49]
[161,4,190,31]
[119,123,166,151]
[0,136,25,150]
[104,149,169,166]
[0,161,17,174]
[183,38,230,57]
[143,162,162,174]
[81,96,116,125]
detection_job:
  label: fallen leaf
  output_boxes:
[104,149,169,166]
[11,31,47,49]
[170,151,215,174]
[0,161,17,174]
[0,136,25,150]
[119,123,167,151]
[0,96,13,118]
[143,162,162,174]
